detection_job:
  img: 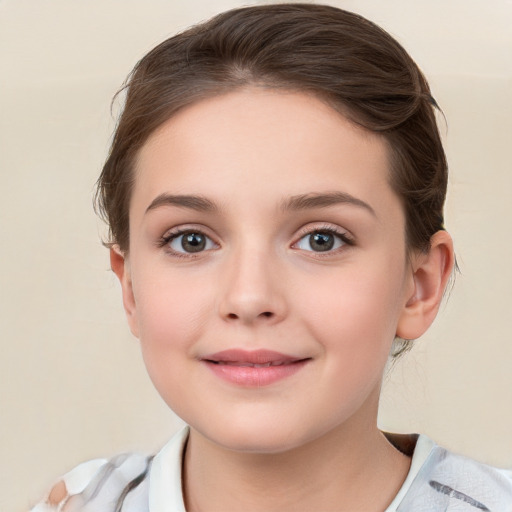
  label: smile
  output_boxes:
[201,349,310,387]
[210,360,297,367]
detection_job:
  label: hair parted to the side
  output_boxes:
[95,3,449,357]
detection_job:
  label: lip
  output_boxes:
[201,349,310,387]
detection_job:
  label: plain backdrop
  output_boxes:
[1,1,511,510]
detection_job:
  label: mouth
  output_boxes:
[210,360,297,367]
[201,349,311,387]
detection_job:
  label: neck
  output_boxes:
[183,406,411,512]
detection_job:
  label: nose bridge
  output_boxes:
[219,237,286,324]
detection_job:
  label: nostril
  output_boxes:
[224,311,275,321]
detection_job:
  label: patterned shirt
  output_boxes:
[31,427,512,511]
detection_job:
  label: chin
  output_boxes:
[193,415,325,455]
[214,431,303,454]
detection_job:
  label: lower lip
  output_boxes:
[204,360,309,387]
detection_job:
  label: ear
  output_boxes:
[396,230,454,340]
[110,246,139,338]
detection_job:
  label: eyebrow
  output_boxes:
[145,193,218,214]
[144,191,375,217]
[282,192,376,216]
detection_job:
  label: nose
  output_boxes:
[218,246,287,326]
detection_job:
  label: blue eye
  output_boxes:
[295,230,347,252]
[168,231,216,253]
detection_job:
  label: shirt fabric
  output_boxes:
[31,426,512,511]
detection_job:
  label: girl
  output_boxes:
[31,3,512,511]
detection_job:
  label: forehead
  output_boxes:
[132,88,397,218]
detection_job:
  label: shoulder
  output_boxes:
[30,453,152,511]
[397,436,512,511]
[30,427,190,512]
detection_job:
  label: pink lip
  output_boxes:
[201,349,310,387]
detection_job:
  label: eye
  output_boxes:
[294,229,349,253]
[166,231,217,254]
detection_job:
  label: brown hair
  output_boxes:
[96,2,447,281]
[96,3,446,256]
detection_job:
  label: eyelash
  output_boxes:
[292,225,354,256]
[157,227,219,258]
[157,224,354,258]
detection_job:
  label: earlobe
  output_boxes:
[110,246,139,338]
[396,231,454,340]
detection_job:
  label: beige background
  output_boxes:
[1,0,511,510]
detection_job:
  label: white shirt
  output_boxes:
[32,426,512,511]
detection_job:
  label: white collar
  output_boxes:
[384,434,435,511]
[149,425,189,512]
[148,426,435,511]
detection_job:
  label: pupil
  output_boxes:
[310,232,334,252]
[182,233,206,252]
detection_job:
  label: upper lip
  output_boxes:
[202,349,307,366]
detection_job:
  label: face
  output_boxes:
[118,89,417,453]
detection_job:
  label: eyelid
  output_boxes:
[291,223,354,253]
[157,224,220,256]
[156,222,353,257]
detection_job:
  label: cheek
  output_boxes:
[294,266,405,412]
[131,268,212,361]
[132,274,212,409]
[297,259,405,357]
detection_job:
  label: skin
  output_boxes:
[109,88,453,511]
